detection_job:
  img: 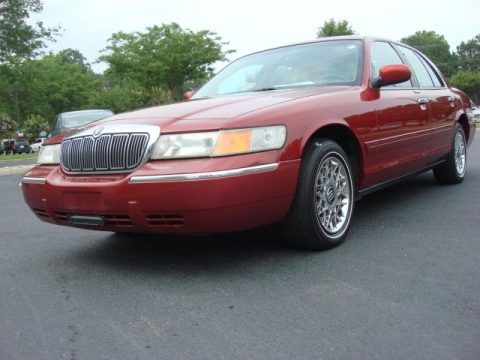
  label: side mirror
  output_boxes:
[371,64,411,89]
[183,91,194,101]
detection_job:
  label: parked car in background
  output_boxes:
[50,109,114,137]
[472,103,480,123]
[12,140,31,154]
[31,138,47,152]
[2,140,14,155]
[21,36,475,250]
[0,142,4,155]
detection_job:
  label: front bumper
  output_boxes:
[21,154,300,234]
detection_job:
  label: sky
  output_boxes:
[31,0,480,73]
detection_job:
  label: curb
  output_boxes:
[0,164,35,177]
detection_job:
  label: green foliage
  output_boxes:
[56,48,91,71]
[456,34,480,72]
[0,112,16,139]
[317,19,355,38]
[88,77,150,113]
[15,51,98,126]
[401,31,457,77]
[0,0,59,64]
[449,70,480,103]
[22,113,49,139]
[100,23,234,102]
[0,66,13,115]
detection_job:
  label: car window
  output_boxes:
[370,41,412,88]
[396,45,434,87]
[417,55,444,87]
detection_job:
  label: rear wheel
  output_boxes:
[283,139,355,250]
[433,124,467,184]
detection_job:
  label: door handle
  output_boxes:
[417,97,428,105]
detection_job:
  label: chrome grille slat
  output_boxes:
[128,134,148,169]
[61,131,150,174]
[94,135,110,171]
[82,137,94,171]
[71,138,84,171]
[110,134,129,170]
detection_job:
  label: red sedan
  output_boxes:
[21,36,476,250]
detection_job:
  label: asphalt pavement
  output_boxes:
[1,140,479,360]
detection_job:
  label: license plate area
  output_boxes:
[69,215,105,227]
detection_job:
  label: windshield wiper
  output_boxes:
[251,87,277,92]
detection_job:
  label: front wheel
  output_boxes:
[282,139,355,250]
[433,124,467,184]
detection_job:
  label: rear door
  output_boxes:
[394,44,456,164]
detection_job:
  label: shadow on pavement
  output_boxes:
[63,171,460,275]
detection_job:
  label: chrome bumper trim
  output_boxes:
[129,163,279,183]
[22,177,46,184]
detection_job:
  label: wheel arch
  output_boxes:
[300,123,363,185]
[457,113,470,142]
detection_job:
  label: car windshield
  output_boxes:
[193,40,363,99]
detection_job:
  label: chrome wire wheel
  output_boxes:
[433,124,467,185]
[282,139,355,250]
[454,130,466,176]
[314,154,352,237]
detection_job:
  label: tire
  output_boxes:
[433,124,467,184]
[282,139,355,250]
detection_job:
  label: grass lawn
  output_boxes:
[0,152,38,161]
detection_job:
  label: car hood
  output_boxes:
[47,86,352,143]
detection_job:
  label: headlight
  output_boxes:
[152,132,219,159]
[151,125,286,159]
[37,144,61,164]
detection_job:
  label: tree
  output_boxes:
[22,113,49,139]
[56,48,91,72]
[449,70,480,103]
[401,31,457,77]
[0,0,58,64]
[100,23,234,102]
[0,112,15,139]
[15,51,98,127]
[317,19,355,38]
[88,77,150,113]
[456,34,480,72]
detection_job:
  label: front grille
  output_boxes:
[61,133,149,173]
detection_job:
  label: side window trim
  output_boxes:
[416,52,445,88]
[393,43,446,89]
[370,40,417,89]
[390,43,422,88]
